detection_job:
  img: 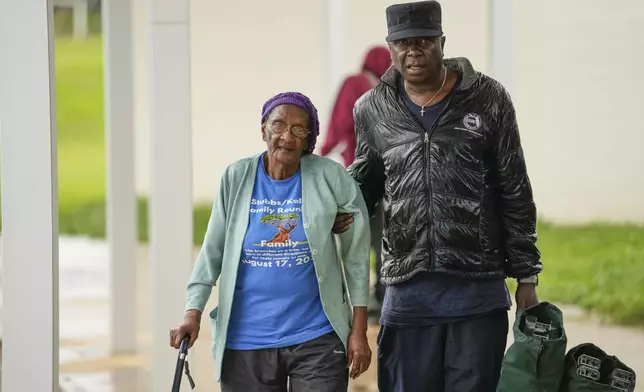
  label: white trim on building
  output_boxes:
[490,0,514,93]
[147,0,194,390]
[0,0,60,390]
[102,0,138,354]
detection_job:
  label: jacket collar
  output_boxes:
[380,57,479,92]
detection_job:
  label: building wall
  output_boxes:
[132,0,644,223]
[512,0,644,223]
[133,0,490,201]
[134,0,328,204]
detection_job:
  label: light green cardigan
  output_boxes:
[184,152,371,382]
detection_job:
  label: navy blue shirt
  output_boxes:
[380,75,512,327]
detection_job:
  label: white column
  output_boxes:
[0,0,59,391]
[490,0,514,93]
[325,0,347,103]
[103,0,137,354]
[73,0,89,39]
[148,0,193,390]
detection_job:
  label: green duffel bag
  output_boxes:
[559,343,636,392]
[496,301,568,392]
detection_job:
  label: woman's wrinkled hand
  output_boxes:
[169,310,201,349]
[347,329,372,379]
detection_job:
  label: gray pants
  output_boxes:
[220,332,349,392]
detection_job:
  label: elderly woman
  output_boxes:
[169,92,372,391]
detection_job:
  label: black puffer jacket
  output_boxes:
[348,57,542,284]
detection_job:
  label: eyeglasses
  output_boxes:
[268,120,310,139]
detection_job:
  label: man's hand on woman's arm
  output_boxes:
[332,213,354,234]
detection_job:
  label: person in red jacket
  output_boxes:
[320,46,391,321]
[320,46,392,167]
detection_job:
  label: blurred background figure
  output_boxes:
[319,46,391,167]
[319,45,391,321]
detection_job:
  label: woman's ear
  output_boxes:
[261,122,267,141]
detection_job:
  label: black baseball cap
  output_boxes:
[385,1,443,42]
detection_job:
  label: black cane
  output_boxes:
[172,335,196,391]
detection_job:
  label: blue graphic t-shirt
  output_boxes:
[226,154,334,350]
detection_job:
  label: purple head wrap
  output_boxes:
[261,92,320,153]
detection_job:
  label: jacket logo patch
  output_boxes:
[463,113,482,131]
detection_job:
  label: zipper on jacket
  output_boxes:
[393,92,451,270]
[424,101,451,269]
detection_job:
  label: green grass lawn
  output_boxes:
[56,37,105,211]
[54,36,112,239]
[52,35,211,241]
[537,222,644,325]
[6,35,644,326]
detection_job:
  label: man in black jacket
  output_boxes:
[332,1,542,391]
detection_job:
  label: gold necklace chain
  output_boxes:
[406,67,448,116]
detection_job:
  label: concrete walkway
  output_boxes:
[2,237,642,391]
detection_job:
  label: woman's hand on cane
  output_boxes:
[170,309,201,349]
